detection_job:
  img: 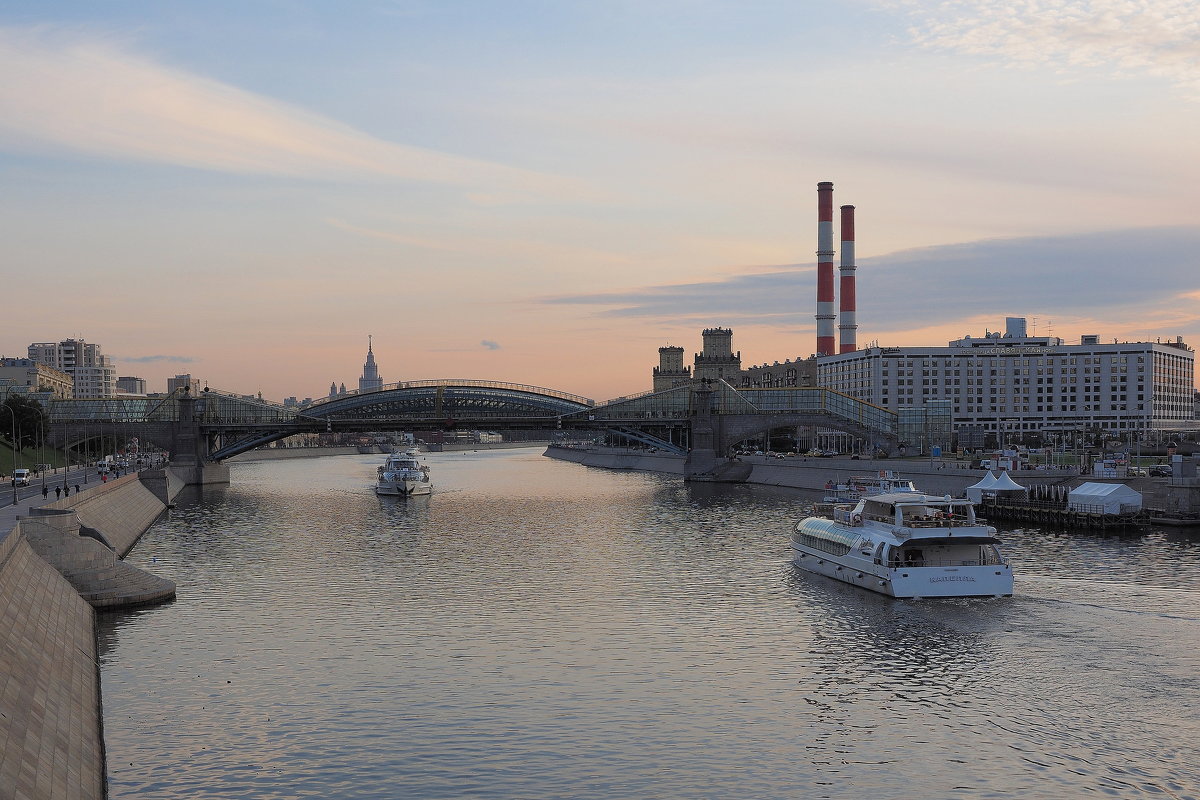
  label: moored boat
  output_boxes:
[792,492,1013,599]
[375,450,433,496]
[822,469,919,502]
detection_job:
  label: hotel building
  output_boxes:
[818,318,1195,446]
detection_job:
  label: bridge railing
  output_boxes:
[306,378,594,409]
[196,391,299,425]
[578,382,896,436]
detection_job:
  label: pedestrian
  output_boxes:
[42,485,49,499]
[64,486,70,497]
[101,473,107,483]
[55,486,62,499]
[75,485,81,494]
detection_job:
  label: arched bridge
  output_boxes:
[49,380,593,461]
[48,378,897,478]
[560,381,900,475]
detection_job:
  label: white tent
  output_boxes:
[965,471,1000,504]
[991,471,1027,494]
[1067,482,1142,514]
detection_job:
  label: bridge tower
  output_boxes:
[693,328,741,383]
[653,346,690,392]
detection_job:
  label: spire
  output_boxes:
[359,334,383,391]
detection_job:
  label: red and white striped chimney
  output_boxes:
[838,204,857,353]
[815,181,836,357]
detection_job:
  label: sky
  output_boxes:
[2,0,1198,402]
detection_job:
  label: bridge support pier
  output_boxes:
[170,393,230,487]
[682,382,752,483]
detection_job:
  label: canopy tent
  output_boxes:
[991,471,1027,493]
[965,471,1000,504]
[1067,482,1142,515]
[966,471,1027,503]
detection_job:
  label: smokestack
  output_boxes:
[815,181,836,357]
[838,204,857,353]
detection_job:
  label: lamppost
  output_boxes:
[2,401,16,505]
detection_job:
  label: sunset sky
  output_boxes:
[2,1,1198,402]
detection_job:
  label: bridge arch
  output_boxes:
[304,379,593,421]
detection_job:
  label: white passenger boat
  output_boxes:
[822,469,919,502]
[375,450,432,496]
[792,492,1013,598]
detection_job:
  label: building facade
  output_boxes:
[0,358,74,400]
[116,376,147,395]
[27,339,115,399]
[817,318,1195,446]
[741,356,817,389]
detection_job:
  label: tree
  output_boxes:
[1,394,48,450]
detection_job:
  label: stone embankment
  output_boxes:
[543,446,1179,506]
[1,470,183,800]
[544,446,1200,518]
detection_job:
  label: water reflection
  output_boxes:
[98,451,1200,799]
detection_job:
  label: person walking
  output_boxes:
[55,486,62,499]
[42,485,49,500]
[63,486,70,497]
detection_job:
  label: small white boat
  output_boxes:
[822,469,919,502]
[375,450,432,496]
[792,492,1013,599]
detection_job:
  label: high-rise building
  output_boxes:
[27,338,116,399]
[359,336,384,392]
[116,376,147,395]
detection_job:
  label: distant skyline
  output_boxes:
[3,1,1198,401]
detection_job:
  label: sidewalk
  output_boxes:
[0,466,122,539]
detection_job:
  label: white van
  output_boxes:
[12,469,32,486]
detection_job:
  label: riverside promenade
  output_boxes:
[1,467,180,800]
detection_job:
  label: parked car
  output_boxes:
[1149,465,1173,477]
[1127,466,1148,477]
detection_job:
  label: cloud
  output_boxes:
[0,26,577,197]
[114,354,197,364]
[481,340,502,350]
[540,226,1200,340]
[893,0,1200,98]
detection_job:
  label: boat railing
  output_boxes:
[889,549,1004,568]
[901,516,974,529]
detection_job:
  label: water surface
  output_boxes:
[100,450,1200,799]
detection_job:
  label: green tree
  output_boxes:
[1,394,48,450]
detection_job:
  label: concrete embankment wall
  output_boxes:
[0,527,106,800]
[544,447,1083,497]
[543,447,686,475]
[228,441,549,461]
[543,448,1191,513]
[1,472,181,800]
[229,445,362,461]
[47,472,172,557]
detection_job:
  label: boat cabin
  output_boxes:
[849,492,978,529]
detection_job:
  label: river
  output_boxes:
[98,449,1200,799]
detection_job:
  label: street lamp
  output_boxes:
[1,402,16,505]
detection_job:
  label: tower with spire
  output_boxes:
[359,335,384,392]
